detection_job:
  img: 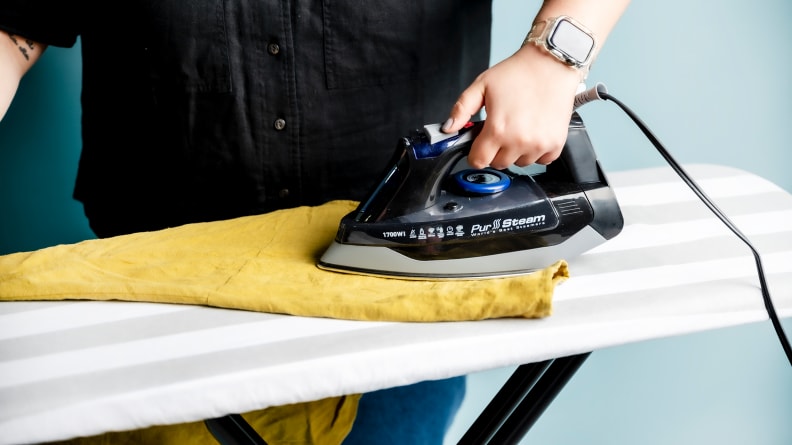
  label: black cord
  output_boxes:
[599,91,792,367]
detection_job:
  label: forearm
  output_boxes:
[0,30,46,121]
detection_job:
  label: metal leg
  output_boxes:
[456,359,553,445]
[457,353,590,445]
[205,413,269,445]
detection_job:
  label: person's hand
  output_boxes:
[442,44,583,169]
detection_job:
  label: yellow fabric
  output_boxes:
[0,200,567,321]
[0,200,568,445]
[46,395,359,445]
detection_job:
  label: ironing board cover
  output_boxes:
[2,165,790,445]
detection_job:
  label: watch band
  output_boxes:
[522,16,596,78]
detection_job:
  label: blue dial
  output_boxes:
[453,169,511,195]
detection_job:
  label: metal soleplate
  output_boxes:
[316,226,608,280]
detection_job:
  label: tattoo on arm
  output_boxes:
[7,33,35,61]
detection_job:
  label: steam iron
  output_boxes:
[317,112,624,279]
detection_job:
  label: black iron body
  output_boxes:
[329,113,623,264]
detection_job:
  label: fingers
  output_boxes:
[467,121,566,170]
[534,148,563,166]
[466,126,500,169]
[442,82,485,134]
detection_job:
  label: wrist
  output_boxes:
[514,43,584,87]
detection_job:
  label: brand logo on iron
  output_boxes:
[471,213,547,235]
[502,214,546,228]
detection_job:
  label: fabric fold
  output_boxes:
[0,200,567,321]
[44,396,359,445]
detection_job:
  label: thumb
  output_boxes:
[442,82,485,133]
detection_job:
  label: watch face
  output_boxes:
[549,19,594,65]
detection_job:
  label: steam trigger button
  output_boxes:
[423,123,458,145]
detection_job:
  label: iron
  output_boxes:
[317,105,623,279]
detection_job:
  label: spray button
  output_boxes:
[423,123,457,144]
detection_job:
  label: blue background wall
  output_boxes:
[1,0,790,443]
[0,40,92,253]
[447,1,792,444]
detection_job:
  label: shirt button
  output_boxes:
[267,43,280,55]
[273,118,286,130]
[278,188,290,198]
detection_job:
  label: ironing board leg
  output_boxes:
[457,352,591,445]
[205,413,269,445]
[456,359,553,445]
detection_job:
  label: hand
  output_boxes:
[442,44,583,169]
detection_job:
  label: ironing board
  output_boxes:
[1,164,791,445]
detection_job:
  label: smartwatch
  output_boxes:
[523,16,597,77]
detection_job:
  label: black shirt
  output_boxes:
[1,0,491,237]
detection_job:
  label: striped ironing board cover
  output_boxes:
[1,164,790,444]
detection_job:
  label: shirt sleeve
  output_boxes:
[0,0,81,47]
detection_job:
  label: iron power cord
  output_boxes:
[574,83,792,367]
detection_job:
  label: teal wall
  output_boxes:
[447,1,792,444]
[1,0,790,443]
[0,42,93,254]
